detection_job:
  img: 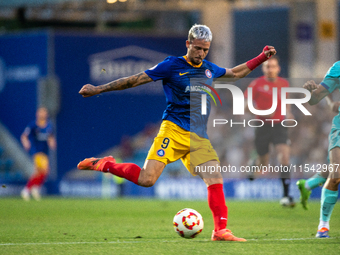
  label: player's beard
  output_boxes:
[266,76,278,82]
[192,57,202,65]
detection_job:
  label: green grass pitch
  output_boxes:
[0,198,339,254]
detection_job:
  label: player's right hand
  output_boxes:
[303,80,318,92]
[79,84,100,97]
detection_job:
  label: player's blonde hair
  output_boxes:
[188,24,212,42]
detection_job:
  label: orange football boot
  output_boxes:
[77,156,116,172]
[211,229,247,242]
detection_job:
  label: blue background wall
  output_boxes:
[233,7,289,80]
[0,31,48,139]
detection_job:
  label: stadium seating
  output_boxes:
[0,145,23,181]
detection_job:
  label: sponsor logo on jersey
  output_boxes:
[185,85,211,93]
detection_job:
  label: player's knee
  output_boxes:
[325,178,340,191]
[138,177,156,187]
[328,178,340,187]
[202,177,223,186]
[277,153,289,165]
[335,179,340,186]
[37,168,49,175]
[282,159,290,166]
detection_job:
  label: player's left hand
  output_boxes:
[303,80,318,92]
[263,46,276,58]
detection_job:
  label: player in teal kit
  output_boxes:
[296,95,340,210]
[77,24,276,241]
[303,61,340,238]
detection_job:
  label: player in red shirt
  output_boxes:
[245,56,295,207]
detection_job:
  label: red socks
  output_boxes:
[99,161,227,232]
[103,162,141,185]
[26,172,47,189]
[207,183,228,231]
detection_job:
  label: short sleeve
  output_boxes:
[23,121,34,135]
[209,62,226,78]
[47,122,54,136]
[23,126,31,136]
[144,57,173,81]
[321,61,340,93]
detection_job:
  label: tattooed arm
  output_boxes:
[79,72,153,97]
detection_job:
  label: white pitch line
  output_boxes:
[0,240,178,246]
[0,237,335,246]
[247,237,331,241]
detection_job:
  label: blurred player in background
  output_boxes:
[245,56,295,207]
[78,24,276,242]
[20,107,56,201]
[303,61,340,238]
[296,95,340,210]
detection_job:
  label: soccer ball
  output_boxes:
[173,208,204,238]
[280,196,295,207]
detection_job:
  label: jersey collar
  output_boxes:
[262,76,279,83]
[183,56,203,68]
[36,119,47,128]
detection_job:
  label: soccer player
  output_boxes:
[245,56,295,207]
[303,61,340,238]
[296,95,340,210]
[78,24,276,242]
[20,107,56,201]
